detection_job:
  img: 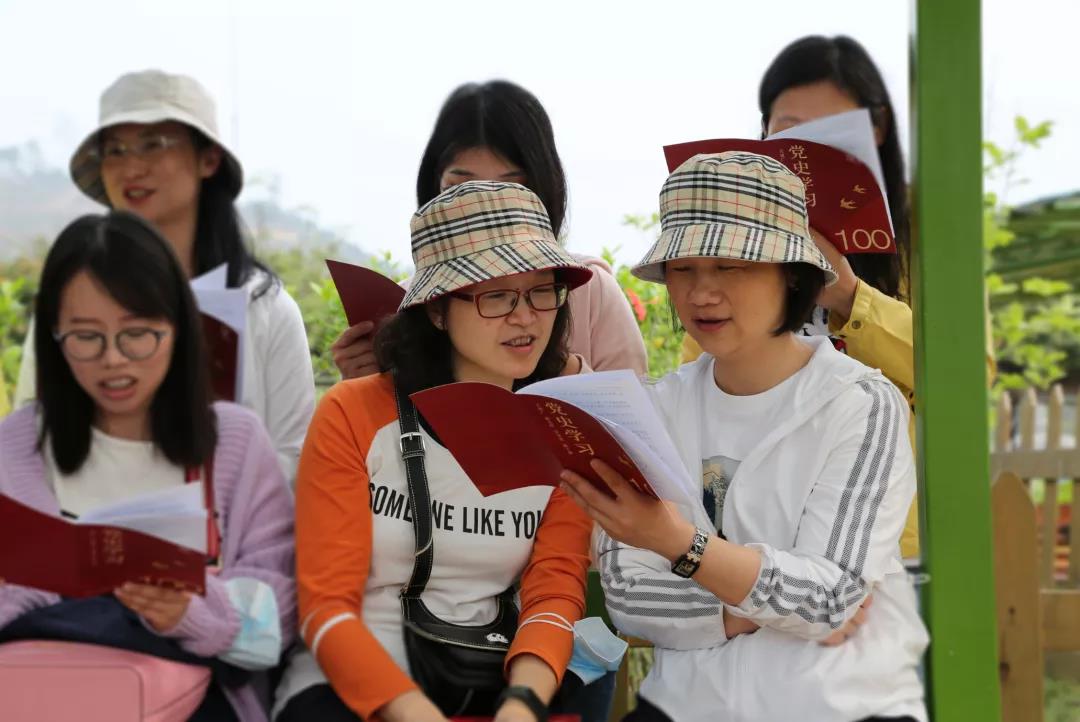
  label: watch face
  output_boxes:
[673,559,696,577]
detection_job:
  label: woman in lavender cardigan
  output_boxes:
[0,212,296,721]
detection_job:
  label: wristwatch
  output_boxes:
[671,527,710,578]
[495,685,548,722]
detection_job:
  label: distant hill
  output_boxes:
[0,141,370,266]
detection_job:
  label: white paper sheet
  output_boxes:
[78,484,207,552]
[521,370,696,504]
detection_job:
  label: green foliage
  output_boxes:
[984,117,1080,393]
[0,253,43,411]
[264,245,406,391]
[607,212,684,378]
[1045,676,1080,722]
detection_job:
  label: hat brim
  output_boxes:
[69,108,243,206]
[400,239,593,310]
[631,222,838,286]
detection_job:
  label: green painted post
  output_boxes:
[912,0,1002,719]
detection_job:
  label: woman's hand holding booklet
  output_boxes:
[410,369,697,506]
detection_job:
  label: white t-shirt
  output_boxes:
[45,428,184,517]
[698,365,804,536]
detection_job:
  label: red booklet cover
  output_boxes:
[202,315,238,402]
[410,383,657,499]
[0,495,206,597]
[663,138,895,255]
[326,259,406,327]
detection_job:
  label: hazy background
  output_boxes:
[1,0,1075,267]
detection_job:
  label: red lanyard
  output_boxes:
[185,462,221,566]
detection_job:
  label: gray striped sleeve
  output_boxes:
[742,381,903,631]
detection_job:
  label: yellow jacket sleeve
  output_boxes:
[828,280,915,403]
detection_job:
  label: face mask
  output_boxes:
[566,617,628,685]
[220,577,283,669]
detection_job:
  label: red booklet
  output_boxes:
[326,259,406,327]
[410,382,658,500]
[202,315,239,402]
[663,138,895,255]
[0,495,206,597]
[190,266,246,404]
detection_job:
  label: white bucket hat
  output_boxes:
[69,69,243,205]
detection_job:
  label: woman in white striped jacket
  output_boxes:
[560,152,927,722]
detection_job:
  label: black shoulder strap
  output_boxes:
[394,379,434,599]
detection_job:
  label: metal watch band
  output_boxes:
[671,527,710,578]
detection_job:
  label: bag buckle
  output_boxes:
[400,432,426,459]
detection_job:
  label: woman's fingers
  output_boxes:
[559,472,622,533]
[331,321,375,349]
[560,468,617,511]
[819,593,874,646]
[332,322,379,378]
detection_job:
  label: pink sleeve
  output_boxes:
[567,264,648,376]
[0,585,60,630]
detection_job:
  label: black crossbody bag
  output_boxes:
[395,386,519,716]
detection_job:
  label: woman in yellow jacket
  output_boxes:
[682,35,994,559]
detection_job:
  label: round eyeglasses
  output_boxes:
[53,328,169,362]
[92,134,184,164]
[449,282,570,319]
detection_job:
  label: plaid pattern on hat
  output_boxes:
[70,70,243,205]
[400,181,593,309]
[633,151,837,285]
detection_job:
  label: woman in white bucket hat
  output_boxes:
[15,69,315,484]
[562,153,928,722]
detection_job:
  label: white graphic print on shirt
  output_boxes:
[702,454,740,536]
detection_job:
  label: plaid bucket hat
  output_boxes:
[400,181,593,309]
[70,70,243,206]
[633,151,837,285]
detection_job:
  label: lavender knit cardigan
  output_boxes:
[0,402,297,722]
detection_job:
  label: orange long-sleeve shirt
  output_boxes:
[293,373,591,719]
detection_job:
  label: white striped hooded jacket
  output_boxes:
[596,336,928,722]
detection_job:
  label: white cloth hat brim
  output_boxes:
[69,107,243,206]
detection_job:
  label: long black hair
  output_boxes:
[415,81,569,237]
[759,35,909,299]
[189,130,277,298]
[35,211,217,473]
[375,294,573,403]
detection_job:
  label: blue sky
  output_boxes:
[1,0,1075,266]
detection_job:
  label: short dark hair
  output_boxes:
[776,263,828,334]
[415,81,568,237]
[34,211,217,473]
[759,35,909,300]
[665,261,826,336]
[375,290,573,402]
